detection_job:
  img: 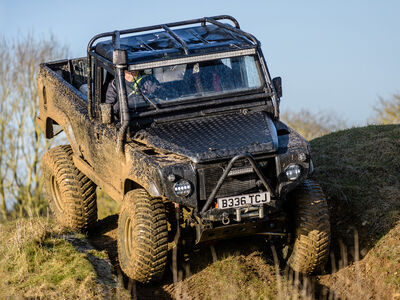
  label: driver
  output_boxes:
[105,70,160,115]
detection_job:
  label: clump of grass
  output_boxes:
[0,217,113,299]
[175,252,278,300]
[171,247,322,300]
[368,222,400,290]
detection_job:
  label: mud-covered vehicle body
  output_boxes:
[37,16,330,283]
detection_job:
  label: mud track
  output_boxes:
[88,214,282,299]
[88,214,342,299]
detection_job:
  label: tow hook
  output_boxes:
[222,212,230,225]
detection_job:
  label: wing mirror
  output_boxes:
[272,77,282,98]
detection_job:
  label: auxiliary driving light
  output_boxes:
[173,179,192,197]
[285,164,301,181]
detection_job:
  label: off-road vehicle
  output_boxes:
[37,15,330,283]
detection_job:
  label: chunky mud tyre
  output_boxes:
[118,189,168,283]
[286,179,330,275]
[42,145,97,231]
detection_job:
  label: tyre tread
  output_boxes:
[287,179,331,274]
[118,189,168,283]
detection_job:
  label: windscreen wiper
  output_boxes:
[137,86,159,110]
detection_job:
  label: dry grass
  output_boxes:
[311,124,400,299]
[164,241,319,300]
[175,252,278,299]
[318,222,400,299]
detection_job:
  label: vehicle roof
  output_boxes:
[95,24,256,66]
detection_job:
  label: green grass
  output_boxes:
[371,223,400,289]
[0,217,114,299]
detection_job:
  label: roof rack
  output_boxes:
[87,15,259,55]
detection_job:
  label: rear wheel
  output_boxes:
[285,179,330,274]
[42,145,97,231]
[117,189,168,283]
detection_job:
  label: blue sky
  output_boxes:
[1,0,399,125]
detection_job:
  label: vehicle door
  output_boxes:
[86,61,122,193]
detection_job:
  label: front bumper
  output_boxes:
[192,153,287,244]
[195,212,286,244]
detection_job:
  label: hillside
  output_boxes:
[1,124,399,299]
[311,124,400,299]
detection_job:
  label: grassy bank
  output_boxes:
[0,217,118,299]
[311,124,400,298]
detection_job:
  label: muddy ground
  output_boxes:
[89,214,282,299]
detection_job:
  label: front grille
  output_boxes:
[199,167,258,200]
[198,158,275,201]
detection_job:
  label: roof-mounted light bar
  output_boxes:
[128,48,256,71]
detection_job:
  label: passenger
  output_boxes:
[106,70,160,115]
[185,61,234,94]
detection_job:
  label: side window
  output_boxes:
[94,65,115,105]
[102,69,114,104]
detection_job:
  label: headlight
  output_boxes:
[285,164,301,181]
[173,179,192,197]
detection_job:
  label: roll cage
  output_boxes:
[86,15,280,121]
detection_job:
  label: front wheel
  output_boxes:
[117,189,168,283]
[285,179,331,274]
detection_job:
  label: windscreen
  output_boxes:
[124,55,264,108]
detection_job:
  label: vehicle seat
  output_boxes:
[79,84,88,100]
[102,72,114,103]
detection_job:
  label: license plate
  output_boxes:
[217,192,270,209]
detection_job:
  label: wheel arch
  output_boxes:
[123,179,142,195]
[43,117,55,139]
[123,177,162,198]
